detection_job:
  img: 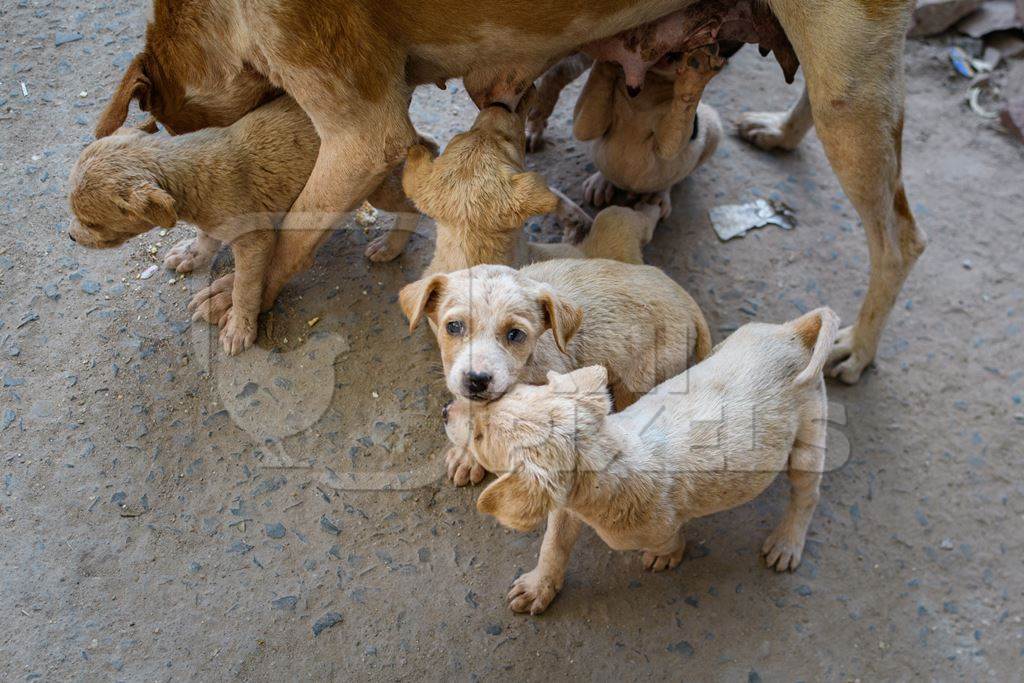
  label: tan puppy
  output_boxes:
[574,47,724,217]
[70,96,423,354]
[402,95,650,275]
[400,259,711,484]
[445,307,837,614]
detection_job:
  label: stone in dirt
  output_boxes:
[908,0,983,37]
[956,0,1022,37]
[312,612,342,636]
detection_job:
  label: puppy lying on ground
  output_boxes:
[401,93,657,274]
[445,307,837,614]
[69,96,425,354]
[400,258,711,484]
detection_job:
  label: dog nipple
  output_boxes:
[626,84,642,97]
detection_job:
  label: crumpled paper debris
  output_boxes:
[708,199,796,241]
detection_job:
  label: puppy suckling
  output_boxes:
[446,307,837,614]
[574,45,724,218]
[69,96,424,355]
[400,258,712,485]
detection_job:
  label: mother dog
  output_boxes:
[95,0,924,384]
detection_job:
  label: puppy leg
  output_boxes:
[527,53,593,152]
[220,224,276,356]
[737,85,813,152]
[164,231,221,273]
[508,509,582,615]
[653,47,724,161]
[189,273,235,326]
[365,211,418,263]
[762,382,826,571]
[445,446,486,487]
[770,2,924,383]
[641,529,686,572]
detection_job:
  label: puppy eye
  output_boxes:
[506,328,526,344]
[446,320,465,336]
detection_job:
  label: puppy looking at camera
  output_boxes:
[400,258,711,484]
[573,46,724,218]
[69,96,427,355]
[445,307,837,614]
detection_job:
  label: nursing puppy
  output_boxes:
[400,259,711,484]
[69,96,424,354]
[401,91,657,275]
[575,46,724,217]
[446,307,837,614]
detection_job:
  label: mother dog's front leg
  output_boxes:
[260,74,416,309]
[769,0,926,383]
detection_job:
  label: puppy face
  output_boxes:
[444,367,611,531]
[399,266,583,402]
[68,131,177,248]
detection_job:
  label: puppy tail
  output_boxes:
[792,307,839,386]
[692,313,713,364]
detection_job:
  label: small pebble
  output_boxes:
[312,612,343,637]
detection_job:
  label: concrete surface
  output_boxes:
[2,1,1023,680]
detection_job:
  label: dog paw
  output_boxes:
[219,309,257,356]
[736,111,802,152]
[525,119,547,153]
[164,237,214,273]
[364,233,404,263]
[761,525,806,572]
[642,545,684,572]
[826,325,873,384]
[634,191,672,220]
[445,447,486,486]
[582,172,616,208]
[507,570,559,615]
[188,273,234,326]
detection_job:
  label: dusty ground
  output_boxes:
[2,1,1024,680]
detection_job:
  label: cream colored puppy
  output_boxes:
[400,258,711,484]
[574,46,724,218]
[446,307,838,614]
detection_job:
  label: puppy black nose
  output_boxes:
[626,85,642,98]
[442,401,451,424]
[465,371,492,396]
[68,232,77,243]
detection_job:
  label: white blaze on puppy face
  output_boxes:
[435,266,547,402]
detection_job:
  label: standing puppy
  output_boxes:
[575,46,724,217]
[445,308,837,614]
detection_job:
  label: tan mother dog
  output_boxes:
[96,0,922,384]
[445,307,837,614]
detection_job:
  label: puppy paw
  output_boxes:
[163,237,215,273]
[582,172,616,208]
[507,570,559,615]
[635,191,672,220]
[364,233,405,263]
[219,309,257,356]
[445,447,486,486]
[737,111,802,152]
[641,545,684,572]
[826,325,873,384]
[188,273,234,326]
[761,525,807,572]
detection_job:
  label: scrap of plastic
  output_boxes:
[708,199,796,241]
[949,46,976,78]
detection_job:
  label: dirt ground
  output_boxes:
[2,1,1023,680]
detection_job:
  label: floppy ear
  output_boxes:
[95,53,151,138]
[476,471,552,531]
[401,144,437,206]
[398,273,448,331]
[510,172,560,219]
[538,286,583,353]
[122,183,177,228]
[546,366,611,416]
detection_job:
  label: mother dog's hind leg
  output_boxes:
[768,0,926,383]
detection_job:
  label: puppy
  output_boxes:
[69,96,424,354]
[400,258,712,484]
[401,93,653,274]
[574,46,724,218]
[446,307,838,614]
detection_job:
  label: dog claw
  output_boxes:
[445,447,487,486]
[507,570,559,615]
[761,526,805,572]
[641,546,684,572]
[219,310,256,356]
[163,236,216,274]
[582,172,616,208]
[826,325,872,384]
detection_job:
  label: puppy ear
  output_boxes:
[123,183,177,228]
[510,172,560,219]
[546,366,611,416]
[538,286,582,353]
[398,273,447,331]
[401,144,437,207]
[95,53,151,139]
[476,471,552,531]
